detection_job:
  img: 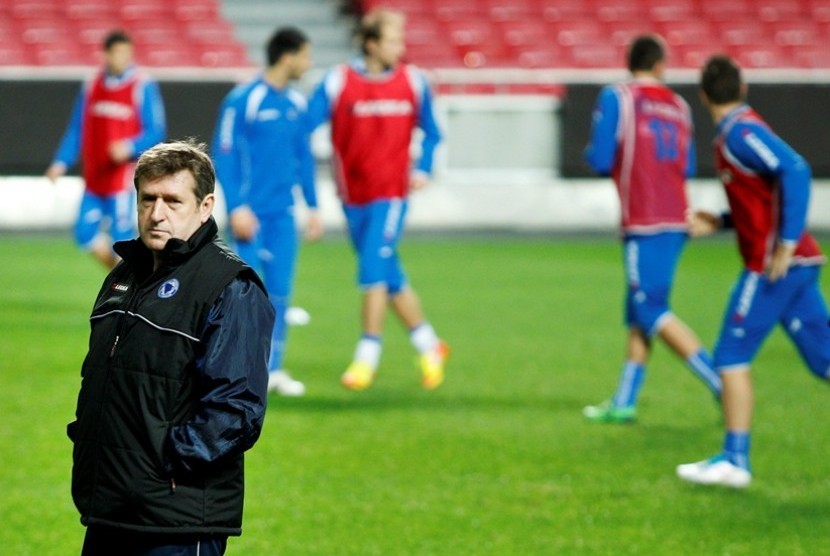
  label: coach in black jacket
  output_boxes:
[67,140,275,556]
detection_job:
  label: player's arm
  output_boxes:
[305,70,338,133]
[164,277,274,476]
[584,86,620,176]
[411,71,442,189]
[296,106,323,241]
[46,86,86,181]
[685,135,697,179]
[728,122,811,279]
[129,80,167,156]
[108,80,166,163]
[211,92,258,241]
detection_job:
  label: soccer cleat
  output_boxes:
[341,361,376,391]
[419,340,449,390]
[267,370,306,397]
[582,400,637,423]
[676,454,752,489]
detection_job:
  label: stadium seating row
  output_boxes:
[0,0,251,67]
[357,0,830,68]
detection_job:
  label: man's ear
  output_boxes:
[200,194,215,223]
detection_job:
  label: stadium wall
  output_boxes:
[2,77,829,231]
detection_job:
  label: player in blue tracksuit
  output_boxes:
[211,27,321,396]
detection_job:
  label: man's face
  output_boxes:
[368,23,405,69]
[137,170,213,254]
[287,42,313,81]
[105,42,134,75]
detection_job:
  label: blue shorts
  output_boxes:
[232,208,298,301]
[623,232,687,337]
[75,190,136,249]
[714,265,830,377]
[343,199,408,293]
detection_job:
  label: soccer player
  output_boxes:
[212,27,321,397]
[677,55,830,488]
[46,30,166,269]
[582,34,721,423]
[305,8,447,391]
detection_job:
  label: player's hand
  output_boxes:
[45,162,66,183]
[108,140,133,163]
[304,211,324,242]
[229,206,259,242]
[767,241,795,282]
[688,210,721,237]
[409,172,429,191]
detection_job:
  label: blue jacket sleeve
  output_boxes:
[727,122,812,243]
[53,86,86,168]
[414,73,442,175]
[129,79,166,156]
[211,90,250,213]
[584,86,620,176]
[296,110,318,209]
[165,277,275,474]
[305,79,332,133]
[685,136,697,179]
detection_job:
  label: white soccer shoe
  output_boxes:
[267,370,306,397]
[285,307,311,326]
[676,455,751,489]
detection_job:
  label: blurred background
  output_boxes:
[2,0,830,233]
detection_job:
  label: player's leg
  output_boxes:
[260,210,305,396]
[677,270,787,487]
[647,232,721,396]
[586,237,651,422]
[341,203,386,390]
[779,266,830,380]
[381,200,448,389]
[75,191,117,268]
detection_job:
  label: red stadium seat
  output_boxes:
[647,0,696,23]
[129,20,181,46]
[198,43,251,67]
[732,44,789,68]
[538,0,590,23]
[485,0,536,23]
[33,43,97,66]
[549,19,604,47]
[0,41,34,65]
[137,44,199,66]
[700,0,751,22]
[659,20,718,47]
[10,0,62,20]
[184,20,236,44]
[716,21,767,46]
[19,19,71,45]
[809,0,830,22]
[596,0,647,23]
[793,44,830,67]
[174,0,221,22]
[119,0,170,22]
[500,20,550,50]
[769,20,820,47]
[568,43,623,68]
[755,0,807,22]
[516,47,568,68]
[404,43,464,68]
[65,1,116,21]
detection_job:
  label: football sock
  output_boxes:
[723,431,751,471]
[409,322,439,355]
[686,349,722,397]
[611,361,646,408]
[354,334,382,369]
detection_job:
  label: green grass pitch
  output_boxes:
[1,233,829,555]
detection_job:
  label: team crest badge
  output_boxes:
[158,279,180,299]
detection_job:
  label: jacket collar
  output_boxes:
[115,217,219,273]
